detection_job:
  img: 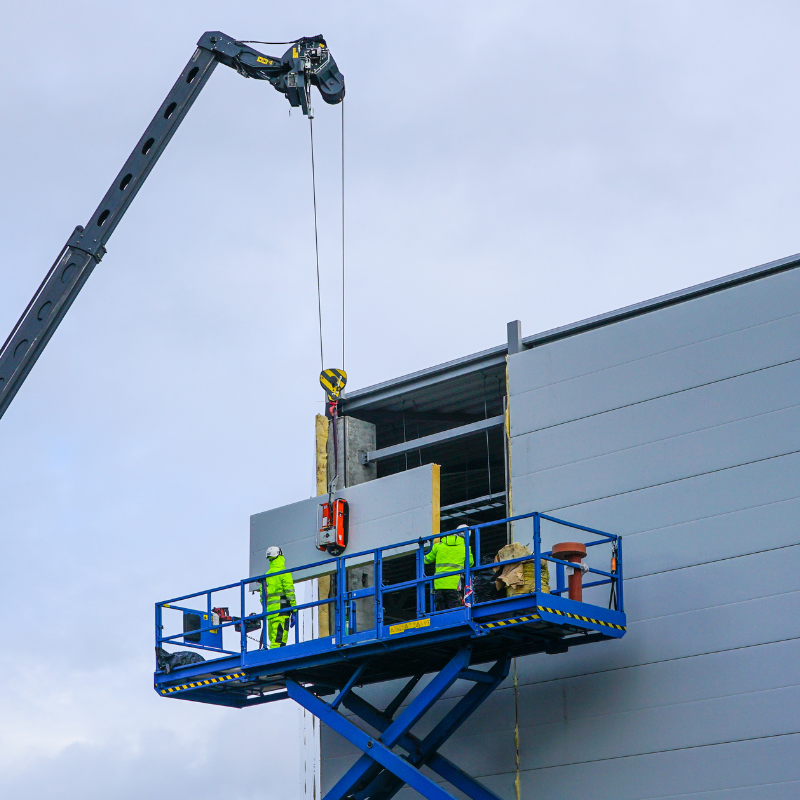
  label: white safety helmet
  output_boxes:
[456,524,469,536]
[265,546,282,560]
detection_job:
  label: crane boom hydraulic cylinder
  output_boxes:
[0,32,343,421]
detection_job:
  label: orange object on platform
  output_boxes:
[552,542,587,602]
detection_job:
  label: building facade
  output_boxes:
[323,254,800,798]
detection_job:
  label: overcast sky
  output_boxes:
[2,2,800,798]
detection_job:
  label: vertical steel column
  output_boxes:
[616,537,624,612]
[533,513,541,592]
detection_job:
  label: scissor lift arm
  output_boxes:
[0,31,344,420]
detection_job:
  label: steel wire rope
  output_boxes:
[341,100,346,372]
[309,117,325,372]
[237,39,299,45]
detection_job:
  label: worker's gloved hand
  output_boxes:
[290,612,297,629]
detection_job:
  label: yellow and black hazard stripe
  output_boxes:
[159,672,245,695]
[480,613,541,631]
[538,606,626,631]
[320,368,347,401]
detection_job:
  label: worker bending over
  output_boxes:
[425,524,474,611]
[259,546,296,648]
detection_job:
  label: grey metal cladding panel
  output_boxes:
[374,679,800,777]
[343,678,800,779]
[623,545,800,624]
[508,266,800,398]
[518,733,800,800]
[516,637,800,728]
[520,684,800,770]
[512,358,800,471]
[250,508,430,581]
[511,403,800,512]
[249,464,435,579]
[509,312,800,433]
[650,784,800,800]
[515,588,800,685]
[624,496,800,579]
[551,533,800,629]
[322,642,800,794]
[250,463,434,535]
[515,448,800,530]
[339,638,800,754]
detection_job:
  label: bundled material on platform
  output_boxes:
[156,647,205,674]
[494,543,549,595]
[473,554,502,603]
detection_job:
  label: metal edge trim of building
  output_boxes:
[342,251,800,409]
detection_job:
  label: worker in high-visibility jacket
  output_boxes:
[424,524,474,611]
[258,546,296,648]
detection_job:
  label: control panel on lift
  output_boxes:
[317,498,349,555]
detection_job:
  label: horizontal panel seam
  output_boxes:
[326,639,800,714]
[505,635,800,690]
[511,355,800,438]
[395,732,800,782]
[549,449,800,513]
[623,492,800,540]
[630,776,800,799]
[513,682,800,734]
[511,310,800,397]
[515,730,800,774]
[625,586,800,626]
[627,542,800,583]
[518,399,800,477]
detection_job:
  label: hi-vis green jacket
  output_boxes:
[258,555,296,610]
[424,533,474,590]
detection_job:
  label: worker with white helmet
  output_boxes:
[424,523,474,611]
[258,546,296,648]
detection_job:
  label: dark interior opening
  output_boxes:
[343,363,509,624]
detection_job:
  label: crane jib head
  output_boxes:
[277,36,345,111]
[202,32,345,117]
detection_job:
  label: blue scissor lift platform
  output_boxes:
[155,512,625,800]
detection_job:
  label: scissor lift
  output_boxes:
[154,512,626,800]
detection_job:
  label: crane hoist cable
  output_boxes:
[310,101,348,502]
[308,103,346,376]
[309,116,325,373]
[341,99,346,374]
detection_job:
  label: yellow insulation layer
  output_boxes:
[315,414,329,496]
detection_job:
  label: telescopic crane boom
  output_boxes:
[0,32,344,420]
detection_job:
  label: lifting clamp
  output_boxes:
[318,369,349,555]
